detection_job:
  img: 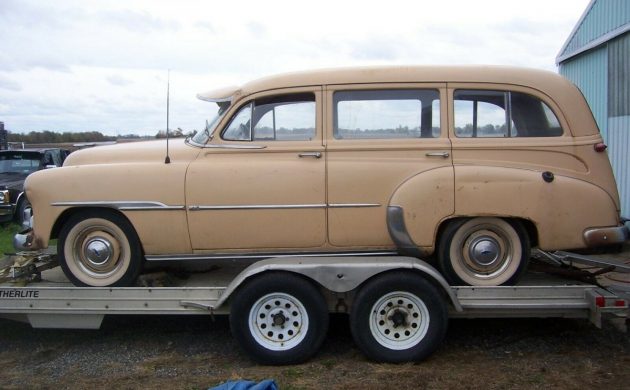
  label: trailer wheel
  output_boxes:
[438,217,530,286]
[229,272,329,365]
[350,272,448,363]
[58,210,143,287]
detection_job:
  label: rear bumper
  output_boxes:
[584,224,630,247]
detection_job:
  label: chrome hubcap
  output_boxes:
[85,238,113,266]
[462,229,511,276]
[469,237,500,266]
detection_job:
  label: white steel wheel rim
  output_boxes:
[64,218,131,286]
[450,218,521,286]
[248,292,309,351]
[369,291,430,350]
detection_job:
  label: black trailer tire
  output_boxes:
[58,210,143,287]
[438,217,530,286]
[229,272,329,365]
[350,271,448,363]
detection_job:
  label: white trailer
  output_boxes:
[0,251,628,364]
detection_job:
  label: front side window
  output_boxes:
[222,94,316,141]
[333,89,440,139]
[454,90,563,138]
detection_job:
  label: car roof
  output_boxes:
[197,65,575,102]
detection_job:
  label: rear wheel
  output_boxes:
[350,272,448,363]
[229,272,329,365]
[438,217,530,286]
[58,210,143,287]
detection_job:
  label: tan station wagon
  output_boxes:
[15,66,628,287]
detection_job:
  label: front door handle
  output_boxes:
[425,152,450,158]
[298,152,322,159]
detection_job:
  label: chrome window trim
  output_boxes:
[51,201,185,211]
[185,137,266,150]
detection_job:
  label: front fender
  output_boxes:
[25,162,191,254]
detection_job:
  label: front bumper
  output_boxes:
[584,224,630,247]
[13,228,35,251]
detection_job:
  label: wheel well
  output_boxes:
[50,207,136,240]
[354,268,457,310]
[436,216,539,249]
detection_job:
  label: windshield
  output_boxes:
[190,102,230,145]
[0,153,41,174]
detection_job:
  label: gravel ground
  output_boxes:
[0,313,628,389]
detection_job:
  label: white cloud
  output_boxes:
[0,0,591,135]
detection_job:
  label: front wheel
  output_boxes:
[229,272,329,365]
[350,272,448,363]
[58,210,143,287]
[438,217,530,286]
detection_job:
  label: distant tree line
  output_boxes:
[155,128,195,138]
[7,131,148,143]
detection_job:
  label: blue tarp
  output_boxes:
[209,379,279,390]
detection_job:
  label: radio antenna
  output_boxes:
[164,69,171,164]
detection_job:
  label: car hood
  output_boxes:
[63,139,199,166]
[0,172,28,190]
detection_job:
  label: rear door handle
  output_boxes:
[298,152,322,159]
[425,152,450,158]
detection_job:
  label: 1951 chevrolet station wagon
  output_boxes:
[14,66,628,287]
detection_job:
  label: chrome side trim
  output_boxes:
[53,201,381,211]
[51,201,185,211]
[328,203,381,208]
[202,144,266,150]
[189,204,327,211]
[146,250,399,262]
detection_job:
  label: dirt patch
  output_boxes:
[0,314,628,389]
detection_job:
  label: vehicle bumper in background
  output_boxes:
[0,204,14,223]
[584,224,630,247]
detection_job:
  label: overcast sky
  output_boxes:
[0,0,590,136]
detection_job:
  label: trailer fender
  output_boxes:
[212,256,462,311]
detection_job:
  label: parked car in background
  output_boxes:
[0,148,70,225]
[14,66,628,287]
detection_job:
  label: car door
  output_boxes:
[325,84,454,249]
[186,87,326,251]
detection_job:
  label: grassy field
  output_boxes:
[0,223,20,255]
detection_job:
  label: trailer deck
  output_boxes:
[1,253,627,332]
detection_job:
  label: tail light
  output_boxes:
[594,143,607,152]
[595,296,605,307]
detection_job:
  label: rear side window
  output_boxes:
[334,89,441,139]
[454,90,563,138]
